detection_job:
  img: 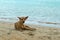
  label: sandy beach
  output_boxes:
[0,21,60,40]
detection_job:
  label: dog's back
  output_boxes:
[15,21,22,30]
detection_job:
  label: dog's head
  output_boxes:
[18,16,28,23]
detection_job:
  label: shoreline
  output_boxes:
[0,19,60,28]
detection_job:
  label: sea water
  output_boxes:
[0,0,60,28]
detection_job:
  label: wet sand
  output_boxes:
[0,21,60,40]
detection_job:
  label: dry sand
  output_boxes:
[0,21,60,40]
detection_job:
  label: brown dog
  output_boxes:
[14,16,36,31]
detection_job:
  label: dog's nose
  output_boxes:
[23,21,25,23]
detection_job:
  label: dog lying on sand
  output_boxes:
[14,16,36,31]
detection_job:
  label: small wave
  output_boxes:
[38,21,60,25]
[0,17,17,20]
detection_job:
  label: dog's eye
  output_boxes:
[21,19,23,20]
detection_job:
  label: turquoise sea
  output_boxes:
[0,0,60,27]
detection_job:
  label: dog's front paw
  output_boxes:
[30,28,36,31]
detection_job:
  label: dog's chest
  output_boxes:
[17,22,23,27]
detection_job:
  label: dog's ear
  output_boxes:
[25,16,28,20]
[17,17,21,19]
